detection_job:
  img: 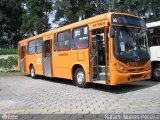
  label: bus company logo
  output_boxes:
[133,62,139,67]
[1,114,8,120]
[134,58,140,62]
[135,68,139,72]
[59,53,68,56]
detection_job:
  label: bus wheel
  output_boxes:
[152,64,160,81]
[75,67,88,88]
[30,65,37,79]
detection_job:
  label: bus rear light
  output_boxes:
[115,63,127,73]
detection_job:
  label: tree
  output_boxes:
[53,0,122,26]
[53,0,160,26]
[0,0,53,48]
[114,0,160,23]
[0,0,160,48]
[0,0,24,48]
[21,0,53,36]
[54,0,96,26]
[146,0,160,22]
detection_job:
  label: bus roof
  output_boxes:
[19,12,140,44]
[146,21,160,28]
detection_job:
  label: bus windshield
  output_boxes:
[113,26,150,62]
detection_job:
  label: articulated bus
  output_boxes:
[18,12,151,88]
[147,21,160,81]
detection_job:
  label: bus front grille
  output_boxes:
[130,74,143,79]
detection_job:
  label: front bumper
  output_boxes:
[109,70,151,85]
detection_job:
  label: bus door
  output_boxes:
[20,45,26,72]
[43,40,51,76]
[90,28,108,83]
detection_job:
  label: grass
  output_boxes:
[0,71,24,77]
[0,48,18,55]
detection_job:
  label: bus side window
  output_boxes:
[151,37,160,46]
[36,38,43,53]
[155,37,160,46]
[18,44,20,56]
[28,40,35,54]
[54,34,57,51]
[20,46,26,59]
[57,30,71,51]
[44,41,50,57]
[73,26,89,49]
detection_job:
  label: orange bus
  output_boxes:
[18,12,151,88]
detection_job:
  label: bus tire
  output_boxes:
[152,64,160,81]
[74,67,88,88]
[30,65,37,79]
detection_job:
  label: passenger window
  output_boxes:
[28,40,35,54]
[73,26,89,49]
[44,40,50,57]
[54,34,57,51]
[36,38,43,53]
[57,30,71,51]
[151,37,160,46]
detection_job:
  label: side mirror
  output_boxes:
[110,27,115,38]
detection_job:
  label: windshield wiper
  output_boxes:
[122,25,134,38]
[135,28,147,39]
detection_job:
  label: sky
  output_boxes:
[49,11,58,29]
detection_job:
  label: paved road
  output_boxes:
[0,76,160,119]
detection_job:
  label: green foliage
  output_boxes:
[54,0,160,26]
[0,56,17,70]
[147,0,160,22]
[0,48,18,55]
[0,0,23,48]
[0,71,23,76]
[0,0,53,47]
[112,0,160,23]
[21,0,53,36]
[0,0,160,47]
[54,0,96,26]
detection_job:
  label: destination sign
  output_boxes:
[93,21,105,28]
[111,14,146,28]
[90,20,107,29]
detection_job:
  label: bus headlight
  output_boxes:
[115,63,127,73]
[145,64,151,71]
